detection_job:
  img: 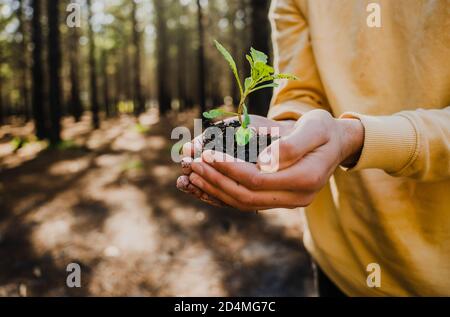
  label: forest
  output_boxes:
[0,0,274,135]
[0,0,313,297]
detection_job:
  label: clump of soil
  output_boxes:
[202,120,275,163]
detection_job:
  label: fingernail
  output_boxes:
[176,176,190,191]
[181,157,193,168]
[181,157,193,175]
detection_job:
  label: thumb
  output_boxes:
[257,123,327,173]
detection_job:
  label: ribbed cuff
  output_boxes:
[340,112,418,174]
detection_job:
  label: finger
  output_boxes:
[181,157,193,175]
[177,175,227,207]
[176,175,191,192]
[201,150,267,189]
[191,162,312,209]
[258,121,328,172]
[202,150,327,192]
[177,175,203,198]
[187,183,204,199]
[199,191,228,208]
[262,150,333,192]
[189,172,258,211]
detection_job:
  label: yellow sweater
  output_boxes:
[268,0,450,296]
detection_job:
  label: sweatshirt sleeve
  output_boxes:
[341,106,450,182]
[268,0,330,121]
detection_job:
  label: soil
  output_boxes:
[203,120,275,163]
[0,110,314,297]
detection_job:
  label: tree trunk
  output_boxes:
[248,0,272,117]
[196,0,206,114]
[87,0,100,129]
[68,26,83,121]
[241,0,251,81]
[131,1,145,116]
[122,43,132,102]
[0,75,3,125]
[31,0,47,139]
[101,50,111,118]
[228,2,240,106]
[154,0,171,115]
[184,27,195,109]
[176,14,187,111]
[47,0,62,144]
[17,0,31,121]
[114,61,122,114]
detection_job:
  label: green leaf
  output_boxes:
[252,62,274,81]
[250,83,279,93]
[214,40,243,96]
[242,104,251,128]
[250,47,268,64]
[244,77,253,92]
[273,73,299,80]
[246,54,253,67]
[203,108,237,119]
[235,126,253,146]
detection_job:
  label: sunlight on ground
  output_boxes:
[0,112,313,296]
[152,165,177,186]
[48,157,91,176]
[112,130,146,152]
[146,136,167,151]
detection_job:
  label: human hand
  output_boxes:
[176,115,296,207]
[184,110,364,211]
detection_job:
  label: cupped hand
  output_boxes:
[183,110,364,211]
[176,115,296,207]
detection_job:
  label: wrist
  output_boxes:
[337,118,365,167]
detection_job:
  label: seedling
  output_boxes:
[203,40,298,146]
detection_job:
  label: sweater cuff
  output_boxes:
[268,101,317,121]
[340,112,418,174]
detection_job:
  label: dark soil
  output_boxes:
[203,120,275,163]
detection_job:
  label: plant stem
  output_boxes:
[237,93,247,124]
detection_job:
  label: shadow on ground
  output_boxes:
[0,110,315,297]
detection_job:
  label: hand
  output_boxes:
[176,115,296,206]
[186,110,364,211]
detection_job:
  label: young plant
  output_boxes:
[203,40,298,146]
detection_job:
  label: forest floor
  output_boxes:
[0,109,315,297]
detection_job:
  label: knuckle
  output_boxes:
[248,174,263,189]
[296,195,314,207]
[301,169,324,190]
[304,193,316,205]
[239,194,255,206]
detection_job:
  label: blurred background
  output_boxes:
[0,0,314,296]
